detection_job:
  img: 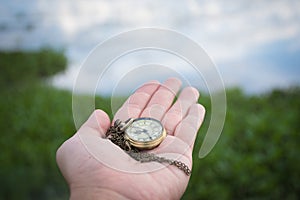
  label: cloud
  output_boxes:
[0,0,299,94]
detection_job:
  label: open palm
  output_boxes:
[56,78,205,200]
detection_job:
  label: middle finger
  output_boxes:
[140,77,181,120]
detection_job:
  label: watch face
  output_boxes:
[125,118,166,149]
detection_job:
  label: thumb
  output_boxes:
[79,109,111,137]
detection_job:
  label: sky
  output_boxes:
[0,0,299,95]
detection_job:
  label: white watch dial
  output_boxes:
[125,118,163,142]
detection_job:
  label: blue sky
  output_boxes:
[0,0,299,95]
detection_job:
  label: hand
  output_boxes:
[56,78,205,200]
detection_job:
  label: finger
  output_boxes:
[174,104,205,148]
[113,80,160,121]
[162,87,199,135]
[79,109,111,138]
[140,77,182,120]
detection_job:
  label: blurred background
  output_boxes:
[0,0,299,199]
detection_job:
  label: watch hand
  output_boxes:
[132,126,153,140]
[133,126,148,133]
[134,127,145,133]
[143,130,153,140]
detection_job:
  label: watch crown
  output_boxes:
[115,118,134,131]
[120,118,134,131]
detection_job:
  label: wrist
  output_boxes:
[70,187,129,200]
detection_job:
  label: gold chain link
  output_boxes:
[105,120,191,176]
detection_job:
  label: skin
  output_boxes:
[56,77,205,200]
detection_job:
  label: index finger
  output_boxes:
[140,78,182,120]
[113,80,160,121]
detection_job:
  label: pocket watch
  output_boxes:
[106,117,191,175]
[120,117,167,150]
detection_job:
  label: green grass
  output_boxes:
[0,85,73,199]
[1,50,299,199]
[182,87,300,199]
[1,84,299,199]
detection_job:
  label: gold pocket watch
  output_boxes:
[107,117,191,175]
[119,117,167,150]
